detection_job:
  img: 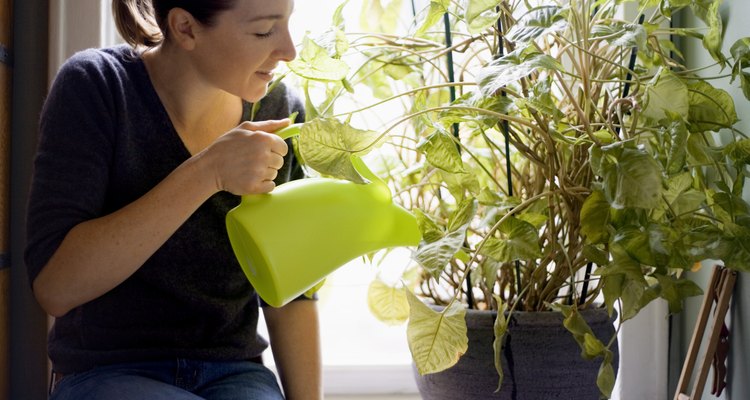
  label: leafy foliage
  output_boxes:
[280,0,750,397]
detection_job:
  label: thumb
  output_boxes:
[241,118,291,132]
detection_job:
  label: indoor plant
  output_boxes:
[272,0,750,397]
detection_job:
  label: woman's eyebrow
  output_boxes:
[245,14,284,23]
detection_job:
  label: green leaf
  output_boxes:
[583,244,610,267]
[439,170,481,200]
[515,78,564,121]
[581,190,611,244]
[614,226,661,267]
[730,37,750,65]
[712,191,750,218]
[312,26,350,59]
[406,290,468,375]
[465,0,503,34]
[331,0,349,27]
[665,119,689,175]
[687,131,715,165]
[417,127,465,173]
[384,63,414,80]
[591,22,647,48]
[583,333,606,359]
[368,278,410,325]
[611,148,664,210]
[724,138,750,165]
[597,243,647,284]
[480,217,542,262]
[441,93,514,128]
[477,187,504,205]
[641,68,689,123]
[359,61,395,100]
[681,224,730,263]
[492,296,509,392]
[722,225,750,271]
[553,304,597,359]
[690,0,726,64]
[506,5,567,43]
[688,80,737,133]
[655,274,703,314]
[288,36,350,82]
[621,279,654,321]
[360,0,404,33]
[730,37,750,100]
[597,355,616,398]
[663,172,693,204]
[414,208,445,243]
[415,0,450,36]
[298,118,381,183]
[415,229,467,278]
[448,198,478,232]
[601,273,624,316]
[517,212,547,229]
[477,46,564,96]
[481,257,501,290]
[672,190,706,217]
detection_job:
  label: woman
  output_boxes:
[25,0,321,399]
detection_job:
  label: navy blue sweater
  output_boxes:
[25,45,305,374]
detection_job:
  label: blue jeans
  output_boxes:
[50,359,285,400]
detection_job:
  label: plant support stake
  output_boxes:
[494,6,523,307]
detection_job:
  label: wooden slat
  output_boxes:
[689,269,736,399]
[0,269,9,399]
[673,266,737,400]
[0,64,10,252]
[673,266,721,399]
[0,0,11,47]
[0,1,11,400]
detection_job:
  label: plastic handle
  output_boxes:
[275,123,303,140]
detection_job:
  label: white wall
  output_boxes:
[48,1,120,81]
[676,2,750,399]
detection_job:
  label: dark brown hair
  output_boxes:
[113,0,237,47]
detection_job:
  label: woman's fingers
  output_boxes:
[203,121,293,195]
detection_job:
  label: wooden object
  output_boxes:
[0,0,11,398]
[674,265,737,400]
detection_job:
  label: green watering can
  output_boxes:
[226,125,421,307]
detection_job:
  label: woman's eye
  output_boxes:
[255,30,274,38]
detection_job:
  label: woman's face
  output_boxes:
[189,0,296,102]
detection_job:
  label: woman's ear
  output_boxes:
[165,8,198,50]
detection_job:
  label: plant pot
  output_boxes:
[413,307,618,400]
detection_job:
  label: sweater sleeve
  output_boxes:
[25,50,118,285]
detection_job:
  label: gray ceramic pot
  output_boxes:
[413,307,618,400]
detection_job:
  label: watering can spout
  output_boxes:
[226,143,421,307]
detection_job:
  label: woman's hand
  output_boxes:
[202,119,291,195]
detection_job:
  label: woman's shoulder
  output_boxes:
[55,45,140,85]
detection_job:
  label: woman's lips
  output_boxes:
[256,71,274,81]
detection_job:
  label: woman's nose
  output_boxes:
[276,28,297,62]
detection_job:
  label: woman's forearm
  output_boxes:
[32,153,217,317]
[264,300,322,400]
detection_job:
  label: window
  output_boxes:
[267,1,421,395]
[52,2,669,398]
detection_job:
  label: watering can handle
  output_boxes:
[272,123,386,187]
[275,123,303,140]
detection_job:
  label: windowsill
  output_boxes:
[258,254,418,396]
